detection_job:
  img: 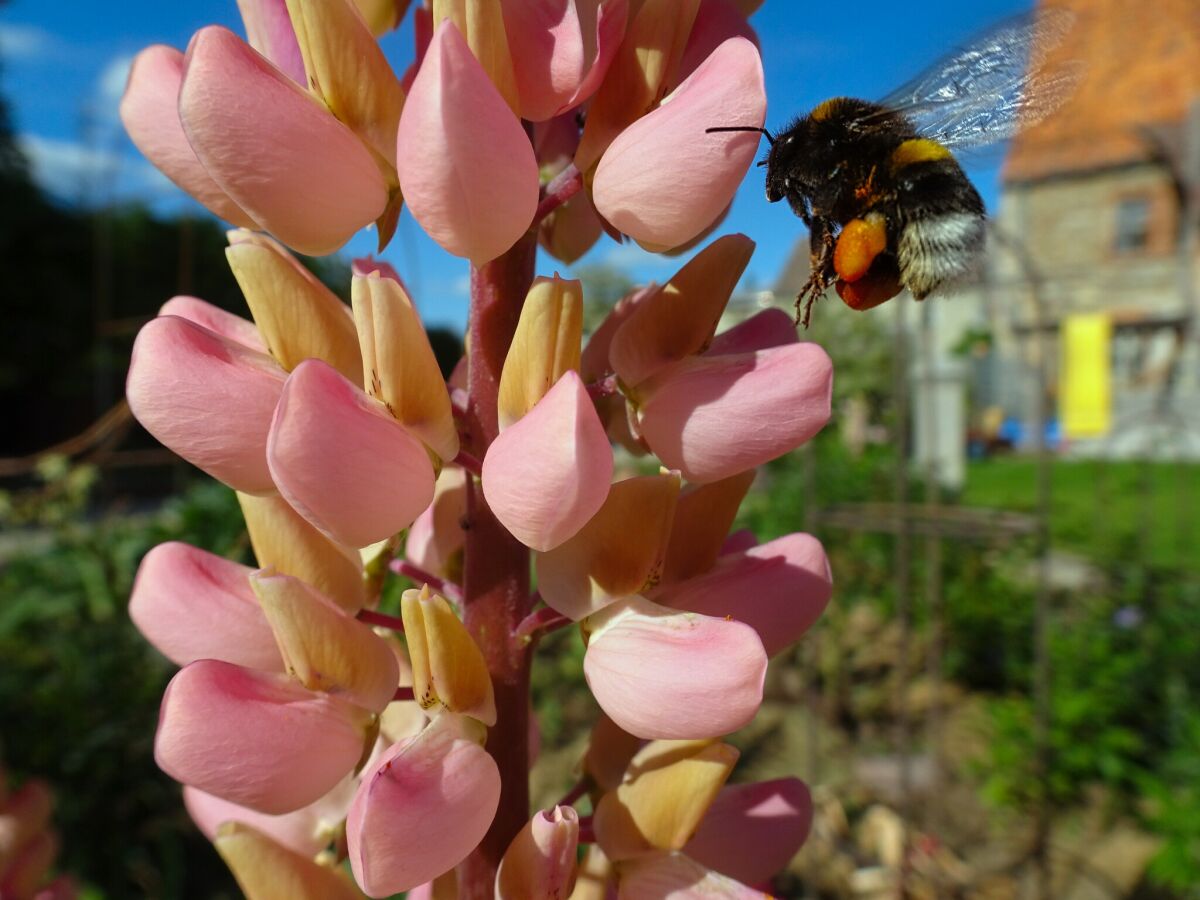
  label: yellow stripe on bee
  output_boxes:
[890,138,952,172]
[809,98,846,121]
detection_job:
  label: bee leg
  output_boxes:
[795,220,837,328]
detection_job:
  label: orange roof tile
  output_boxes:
[1003,0,1200,183]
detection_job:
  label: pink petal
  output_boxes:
[347,715,501,896]
[636,343,833,483]
[129,542,283,671]
[617,853,765,898]
[676,0,758,86]
[268,360,435,548]
[235,0,306,84]
[396,21,539,264]
[720,528,758,555]
[351,257,406,291]
[126,316,285,493]
[705,308,797,357]
[404,467,468,578]
[654,533,832,657]
[583,597,766,739]
[685,778,813,885]
[592,37,765,250]
[482,371,613,552]
[158,296,265,352]
[155,660,373,814]
[184,778,356,858]
[502,0,628,121]
[119,45,256,227]
[180,26,387,256]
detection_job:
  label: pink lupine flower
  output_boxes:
[592,36,765,250]
[155,660,375,814]
[119,46,256,227]
[396,21,539,264]
[180,27,388,255]
[234,0,305,84]
[184,777,356,858]
[126,316,285,494]
[347,714,501,896]
[122,1,832,893]
[684,778,814,886]
[129,542,283,671]
[582,596,767,739]
[635,341,834,482]
[655,532,833,656]
[267,359,435,548]
[500,0,628,121]
[482,371,613,552]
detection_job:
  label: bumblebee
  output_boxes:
[711,9,1081,325]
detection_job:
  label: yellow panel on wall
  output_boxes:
[1060,313,1112,439]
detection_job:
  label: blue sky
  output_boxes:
[0,0,1033,331]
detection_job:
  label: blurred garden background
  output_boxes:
[2,0,1199,897]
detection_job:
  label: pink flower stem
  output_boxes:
[457,230,538,899]
[575,815,596,845]
[453,448,483,477]
[514,606,574,642]
[557,778,589,808]
[533,163,583,225]
[392,685,415,702]
[586,373,619,402]
[388,559,463,602]
[356,608,405,631]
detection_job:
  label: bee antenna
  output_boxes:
[705,125,775,145]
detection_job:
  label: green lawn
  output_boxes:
[961,458,1200,572]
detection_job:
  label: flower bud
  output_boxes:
[127,316,285,494]
[482,371,613,552]
[396,21,537,264]
[130,542,283,671]
[353,272,459,463]
[498,276,584,430]
[401,585,496,725]
[267,360,436,548]
[226,230,363,386]
[347,714,500,896]
[496,805,580,900]
[155,660,375,814]
[119,45,256,227]
[179,26,387,255]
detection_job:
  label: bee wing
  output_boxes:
[863,8,1083,150]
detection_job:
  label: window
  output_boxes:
[1114,196,1151,252]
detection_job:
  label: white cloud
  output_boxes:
[94,53,134,122]
[18,133,174,202]
[0,22,59,61]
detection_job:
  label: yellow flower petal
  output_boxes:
[352,272,459,463]
[497,275,584,430]
[401,585,496,725]
[238,492,366,613]
[226,230,363,386]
